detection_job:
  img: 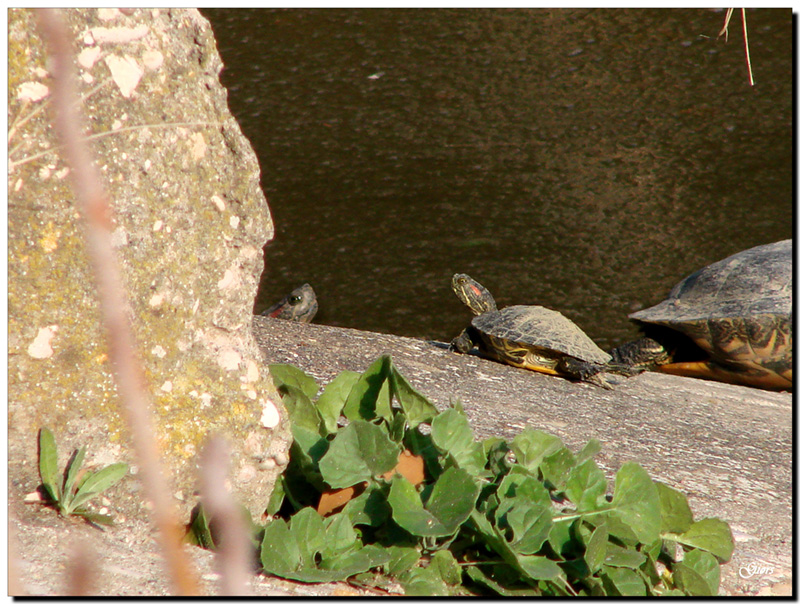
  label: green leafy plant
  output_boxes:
[200,356,733,595]
[36,427,128,525]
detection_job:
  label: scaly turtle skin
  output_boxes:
[450,274,630,389]
[611,240,792,391]
[260,283,318,323]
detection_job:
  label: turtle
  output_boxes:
[610,239,792,391]
[450,273,632,389]
[260,283,318,323]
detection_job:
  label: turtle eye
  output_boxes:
[288,295,302,306]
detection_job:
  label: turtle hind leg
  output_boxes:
[610,337,671,371]
[558,357,616,390]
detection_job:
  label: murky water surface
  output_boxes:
[202,8,792,348]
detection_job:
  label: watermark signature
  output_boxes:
[739,562,775,579]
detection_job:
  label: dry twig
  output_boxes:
[35,8,201,596]
[718,8,755,86]
[199,436,254,596]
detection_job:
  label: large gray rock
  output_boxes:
[8,8,291,522]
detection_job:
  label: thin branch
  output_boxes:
[741,8,754,86]
[35,8,201,596]
[717,8,755,87]
[199,436,254,596]
[65,541,96,596]
[718,8,735,41]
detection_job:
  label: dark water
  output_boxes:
[202,8,792,349]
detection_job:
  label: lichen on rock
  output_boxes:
[8,8,289,520]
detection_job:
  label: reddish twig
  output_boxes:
[65,541,96,596]
[199,436,254,596]
[35,9,200,596]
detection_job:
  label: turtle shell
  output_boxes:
[629,240,792,378]
[473,304,612,365]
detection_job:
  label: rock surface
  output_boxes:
[8,8,290,526]
[10,317,791,595]
[253,316,793,597]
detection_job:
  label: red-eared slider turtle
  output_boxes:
[450,274,630,389]
[260,283,318,323]
[611,240,792,391]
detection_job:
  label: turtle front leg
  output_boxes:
[558,357,616,390]
[450,327,476,353]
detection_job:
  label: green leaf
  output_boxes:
[565,458,608,511]
[484,437,513,476]
[341,482,391,527]
[288,426,328,494]
[62,446,86,503]
[387,476,450,537]
[515,554,563,581]
[603,542,646,569]
[319,544,390,575]
[496,467,552,509]
[387,358,439,428]
[281,384,324,436]
[385,546,421,576]
[576,438,602,464]
[260,508,389,584]
[674,548,720,595]
[656,481,694,534]
[546,515,578,559]
[602,566,647,596]
[608,463,660,545]
[270,364,319,399]
[318,420,401,489]
[540,447,576,492]
[343,356,393,422]
[465,565,541,596]
[69,463,128,511]
[401,566,451,596]
[672,517,734,562]
[672,561,711,595]
[265,475,285,516]
[38,428,61,502]
[397,549,464,595]
[388,469,477,537]
[584,523,608,573]
[73,510,115,526]
[316,370,360,433]
[186,504,215,549]
[321,513,360,559]
[495,470,553,555]
[430,408,485,474]
[505,502,552,555]
[261,518,301,576]
[289,507,326,566]
[510,429,564,473]
[429,549,461,586]
[75,510,115,525]
[424,467,480,532]
[602,513,641,546]
[468,510,565,585]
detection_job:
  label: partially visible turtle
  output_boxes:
[260,283,318,323]
[450,274,631,389]
[611,240,792,391]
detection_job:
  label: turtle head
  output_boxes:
[261,283,319,323]
[452,274,498,315]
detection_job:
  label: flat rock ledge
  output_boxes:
[253,316,792,597]
[10,317,791,596]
